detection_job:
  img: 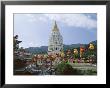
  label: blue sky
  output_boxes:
[14,13,97,48]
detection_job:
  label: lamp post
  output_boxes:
[50,55,56,75]
[61,51,65,61]
[66,50,71,63]
[44,54,48,67]
[80,47,85,58]
[89,43,95,63]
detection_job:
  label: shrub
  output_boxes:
[55,62,81,75]
[55,62,97,75]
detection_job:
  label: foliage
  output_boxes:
[79,69,97,75]
[14,35,22,50]
[55,61,97,75]
[55,62,81,75]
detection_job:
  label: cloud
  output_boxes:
[25,14,47,22]
[24,13,97,29]
[24,14,37,22]
[44,14,97,29]
[39,16,47,22]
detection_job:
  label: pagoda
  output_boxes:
[48,21,63,55]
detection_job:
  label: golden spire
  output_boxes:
[52,20,59,31]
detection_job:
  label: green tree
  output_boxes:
[55,62,75,75]
[14,35,22,50]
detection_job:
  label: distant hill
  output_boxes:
[25,40,97,54]
[25,46,48,54]
[63,43,86,51]
[90,40,97,45]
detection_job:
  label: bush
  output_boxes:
[83,69,97,75]
[55,62,81,75]
[55,62,97,75]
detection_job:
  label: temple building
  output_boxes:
[48,21,63,55]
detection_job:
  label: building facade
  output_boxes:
[48,21,63,55]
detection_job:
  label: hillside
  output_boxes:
[25,40,97,54]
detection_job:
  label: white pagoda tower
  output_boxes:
[48,21,63,55]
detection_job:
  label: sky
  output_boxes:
[14,13,97,48]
